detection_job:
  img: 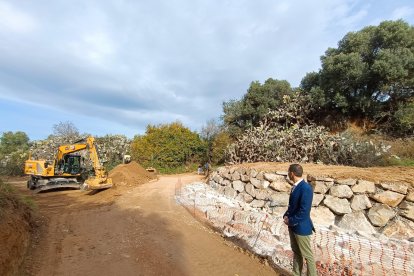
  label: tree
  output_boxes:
[52,121,80,142]
[301,20,414,134]
[0,131,30,176]
[200,119,221,162]
[0,131,29,154]
[211,131,232,165]
[222,78,293,136]
[131,122,206,171]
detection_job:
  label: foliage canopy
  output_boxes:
[222,78,293,136]
[301,20,414,134]
[131,122,206,171]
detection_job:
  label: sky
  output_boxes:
[0,0,413,140]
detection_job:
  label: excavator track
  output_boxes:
[28,177,81,193]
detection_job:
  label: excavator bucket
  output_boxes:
[82,177,113,190]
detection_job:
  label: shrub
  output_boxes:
[226,93,390,167]
[131,122,206,171]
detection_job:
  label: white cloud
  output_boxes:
[0,1,36,33]
[69,31,116,66]
[392,6,414,19]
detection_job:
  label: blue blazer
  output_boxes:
[283,180,314,235]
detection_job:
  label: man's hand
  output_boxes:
[283,216,289,226]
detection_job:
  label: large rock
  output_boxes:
[276,171,288,176]
[231,171,241,181]
[232,180,245,192]
[323,195,352,215]
[222,172,232,180]
[250,199,265,208]
[217,167,228,175]
[329,185,353,199]
[268,207,286,216]
[264,173,286,183]
[314,182,329,194]
[213,175,222,183]
[209,180,218,189]
[400,203,414,222]
[311,206,335,226]
[222,179,231,186]
[256,171,265,180]
[336,178,357,186]
[249,169,258,178]
[224,186,237,199]
[236,167,247,175]
[367,204,395,227]
[255,190,270,200]
[370,191,405,207]
[250,178,262,188]
[382,219,414,239]
[350,195,372,211]
[269,193,290,207]
[250,178,269,189]
[269,181,291,192]
[236,192,254,203]
[240,174,250,182]
[352,180,375,194]
[406,190,414,202]
[399,201,414,210]
[245,184,256,197]
[312,194,324,207]
[379,182,408,195]
[337,212,375,234]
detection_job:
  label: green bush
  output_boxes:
[131,122,206,172]
[0,131,30,176]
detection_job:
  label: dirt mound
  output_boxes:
[109,161,157,187]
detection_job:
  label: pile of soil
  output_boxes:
[109,161,157,187]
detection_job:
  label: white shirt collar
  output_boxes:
[293,178,303,186]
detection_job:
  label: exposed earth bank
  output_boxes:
[0,181,33,276]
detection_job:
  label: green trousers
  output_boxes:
[289,229,317,276]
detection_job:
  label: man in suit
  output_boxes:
[283,164,317,276]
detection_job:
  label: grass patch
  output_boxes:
[386,157,414,167]
[0,179,37,212]
[157,163,200,174]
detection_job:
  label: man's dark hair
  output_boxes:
[288,164,303,177]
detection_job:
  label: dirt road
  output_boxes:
[16,174,277,276]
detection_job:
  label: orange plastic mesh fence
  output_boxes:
[175,182,414,276]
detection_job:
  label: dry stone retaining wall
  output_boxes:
[208,166,414,240]
[175,166,414,275]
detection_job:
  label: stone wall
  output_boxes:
[208,166,414,240]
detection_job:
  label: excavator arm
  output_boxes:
[79,136,113,190]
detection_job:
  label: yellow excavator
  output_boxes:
[24,136,113,192]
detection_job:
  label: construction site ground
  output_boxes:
[9,173,277,276]
[3,162,414,276]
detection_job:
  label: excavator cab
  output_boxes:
[57,154,82,175]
